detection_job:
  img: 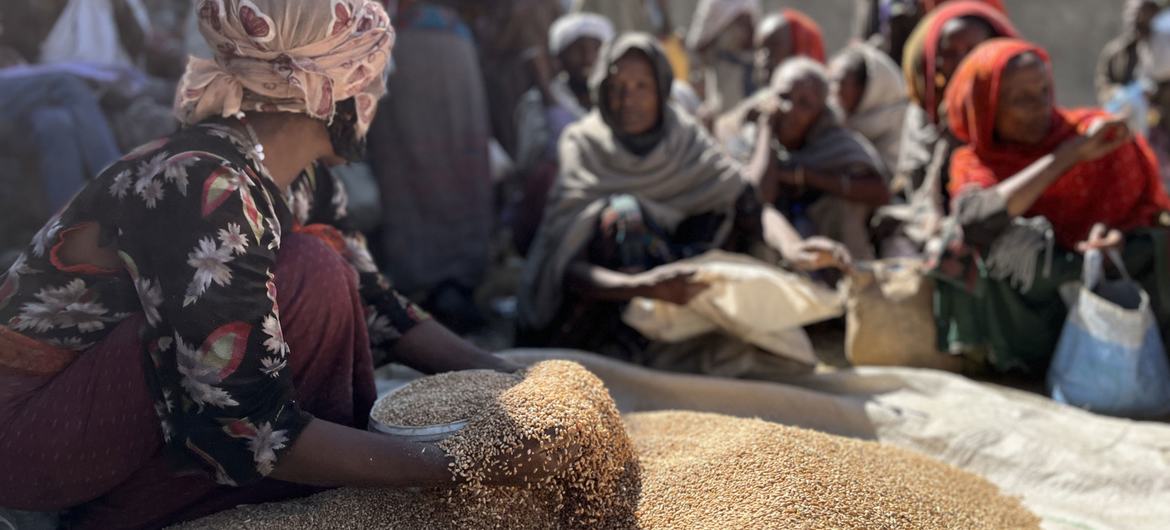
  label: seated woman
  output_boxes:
[367,0,494,333]
[0,2,561,528]
[718,58,891,261]
[513,12,614,256]
[830,42,909,178]
[934,38,1170,375]
[518,34,849,379]
[687,0,760,120]
[894,0,1017,239]
[754,8,826,82]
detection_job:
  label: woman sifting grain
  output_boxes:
[933,38,1170,374]
[0,2,569,528]
[518,34,849,378]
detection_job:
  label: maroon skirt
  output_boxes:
[0,233,377,529]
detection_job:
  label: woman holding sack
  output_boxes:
[933,38,1170,375]
[518,34,849,378]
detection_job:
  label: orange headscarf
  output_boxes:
[921,0,1006,14]
[903,0,1017,124]
[782,9,826,64]
[946,39,1170,249]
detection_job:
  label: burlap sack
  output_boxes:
[845,258,961,371]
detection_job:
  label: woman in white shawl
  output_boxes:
[830,42,908,177]
[518,34,848,376]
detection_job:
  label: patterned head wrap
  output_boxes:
[176,0,395,138]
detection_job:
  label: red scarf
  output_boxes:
[947,39,1170,249]
[919,1,1017,124]
[782,9,826,64]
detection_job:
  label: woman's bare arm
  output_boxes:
[271,418,452,488]
[391,320,519,375]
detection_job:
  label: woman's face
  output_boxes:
[776,76,827,147]
[606,52,661,136]
[758,26,793,78]
[560,37,603,85]
[829,57,866,116]
[995,54,1054,146]
[937,17,995,82]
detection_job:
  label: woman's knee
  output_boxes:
[273,233,362,326]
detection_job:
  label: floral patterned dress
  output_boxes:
[0,122,427,486]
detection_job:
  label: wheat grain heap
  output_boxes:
[171,363,1039,530]
[625,411,1040,529]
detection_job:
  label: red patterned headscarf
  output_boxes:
[946,38,1170,248]
[176,0,395,138]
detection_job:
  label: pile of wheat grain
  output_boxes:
[626,411,1040,529]
[171,361,637,530]
[171,367,1039,530]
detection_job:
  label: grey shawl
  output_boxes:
[518,34,747,329]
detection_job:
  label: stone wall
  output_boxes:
[665,0,1125,106]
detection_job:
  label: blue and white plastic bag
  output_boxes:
[1048,250,1170,418]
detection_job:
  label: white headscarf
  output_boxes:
[686,0,761,50]
[549,12,616,56]
[837,43,908,174]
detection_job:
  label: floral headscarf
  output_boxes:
[176,0,395,137]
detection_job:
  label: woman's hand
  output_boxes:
[788,237,852,272]
[1076,223,1124,254]
[634,266,710,306]
[754,94,791,134]
[1066,116,1132,163]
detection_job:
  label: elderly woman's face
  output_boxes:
[606,52,660,136]
[560,37,603,84]
[829,57,865,116]
[937,17,994,82]
[776,76,827,147]
[995,54,1053,146]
